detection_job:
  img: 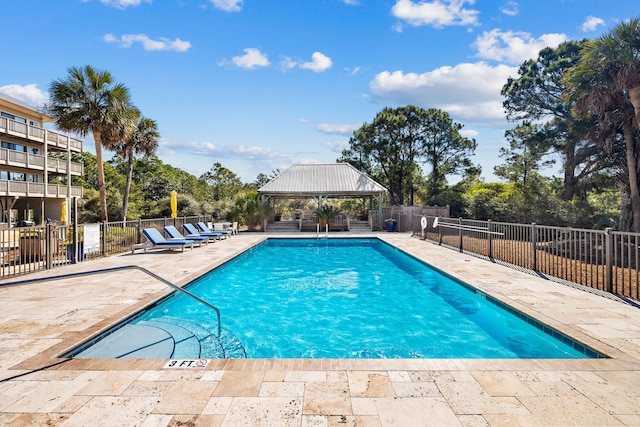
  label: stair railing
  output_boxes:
[0,265,222,337]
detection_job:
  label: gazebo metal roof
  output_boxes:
[258,163,387,198]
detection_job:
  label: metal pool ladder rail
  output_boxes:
[0,265,222,337]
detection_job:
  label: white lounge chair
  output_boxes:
[197,222,231,238]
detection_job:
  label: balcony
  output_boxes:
[0,116,83,153]
[0,180,83,198]
[0,148,83,176]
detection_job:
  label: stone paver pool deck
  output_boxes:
[1,232,640,426]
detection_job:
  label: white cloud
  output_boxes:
[98,0,150,8]
[344,66,361,75]
[281,52,333,72]
[500,0,518,16]
[299,52,333,72]
[210,0,242,12]
[369,62,518,124]
[0,84,49,107]
[460,129,478,138]
[473,29,567,64]
[391,0,480,28]
[159,139,288,160]
[103,34,191,52]
[157,138,320,181]
[322,140,350,153]
[339,0,360,5]
[315,124,359,135]
[223,48,270,69]
[581,16,605,32]
[279,56,298,71]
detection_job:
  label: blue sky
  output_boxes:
[0,0,635,183]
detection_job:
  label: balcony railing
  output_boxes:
[0,148,82,176]
[46,157,83,175]
[45,130,83,152]
[0,180,83,198]
[0,116,82,152]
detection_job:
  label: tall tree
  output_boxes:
[341,108,413,205]
[494,122,555,188]
[420,108,477,202]
[112,111,160,220]
[564,17,640,231]
[47,65,135,222]
[340,106,476,205]
[501,40,611,200]
[200,162,243,201]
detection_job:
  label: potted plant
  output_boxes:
[315,205,341,229]
[385,218,398,232]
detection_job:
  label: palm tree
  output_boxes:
[113,111,160,220]
[564,18,640,231]
[47,65,135,222]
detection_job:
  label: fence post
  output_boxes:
[605,227,613,293]
[46,223,53,269]
[487,219,493,259]
[72,197,78,263]
[458,217,463,252]
[531,222,537,271]
[101,221,107,256]
[136,218,142,245]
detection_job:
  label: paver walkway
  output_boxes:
[1,232,639,426]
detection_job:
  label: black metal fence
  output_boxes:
[411,216,639,301]
[0,216,208,280]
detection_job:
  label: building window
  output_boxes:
[1,112,27,124]
[0,171,26,181]
[10,172,25,181]
[1,141,27,152]
[2,141,37,154]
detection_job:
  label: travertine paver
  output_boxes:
[1,232,640,425]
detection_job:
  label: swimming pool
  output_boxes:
[70,238,603,359]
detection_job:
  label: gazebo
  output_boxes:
[258,163,387,229]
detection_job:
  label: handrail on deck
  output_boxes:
[433,217,505,236]
[0,265,222,337]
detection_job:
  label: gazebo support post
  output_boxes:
[378,194,383,231]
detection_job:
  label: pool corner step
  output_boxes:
[138,319,201,358]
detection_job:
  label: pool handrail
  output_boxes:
[433,217,505,236]
[0,265,222,337]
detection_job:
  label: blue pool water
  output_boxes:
[73,238,602,359]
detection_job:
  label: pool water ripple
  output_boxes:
[136,238,594,359]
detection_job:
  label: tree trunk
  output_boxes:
[561,138,578,200]
[622,121,640,232]
[628,84,640,126]
[619,183,633,231]
[122,147,134,220]
[92,129,108,222]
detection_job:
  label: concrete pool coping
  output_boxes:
[1,232,640,426]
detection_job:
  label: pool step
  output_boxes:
[73,324,175,358]
[138,319,201,358]
[137,316,246,358]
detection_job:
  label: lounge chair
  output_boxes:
[213,222,234,236]
[133,228,194,253]
[183,223,223,241]
[197,222,232,238]
[163,225,209,246]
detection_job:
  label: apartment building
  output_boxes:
[0,92,83,228]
